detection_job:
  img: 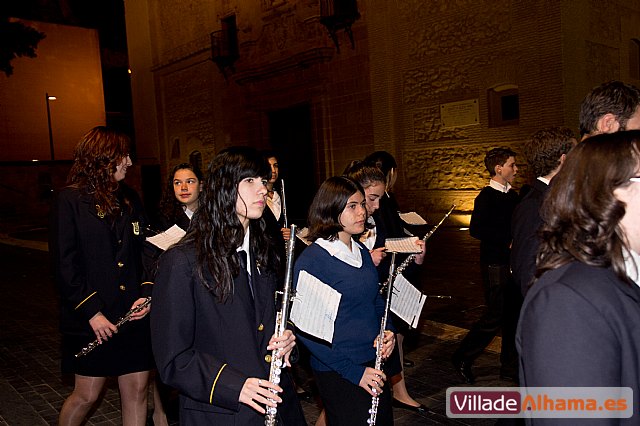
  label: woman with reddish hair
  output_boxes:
[52,126,153,425]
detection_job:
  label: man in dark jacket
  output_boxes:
[511,127,576,296]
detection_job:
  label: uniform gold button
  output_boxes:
[117,262,124,267]
[258,323,264,331]
[119,285,126,291]
[264,354,272,363]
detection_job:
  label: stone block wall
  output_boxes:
[125,0,640,221]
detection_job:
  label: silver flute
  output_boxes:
[368,252,397,425]
[379,205,456,295]
[75,297,152,358]
[265,224,297,426]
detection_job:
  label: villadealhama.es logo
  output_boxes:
[446,387,633,419]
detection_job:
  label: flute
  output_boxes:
[75,297,152,358]
[265,224,297,426]
[379,205,456,295]
[368,252,397,425]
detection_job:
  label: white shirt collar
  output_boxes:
[184,206,195,219]
[623,248,640,287]
[537,176,550,185]
[315,237,363,268]
[266,191,281,221]
[237,228,251,275]
[489,178,511,193]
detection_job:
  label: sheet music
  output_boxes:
[296,227,312,246]
[399,211,427,225]
[145,225,186,251]
[385,236,422,253]
[390,273,426,328]
[290,270,342,343]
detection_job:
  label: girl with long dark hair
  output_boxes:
[151,146,306,425]
[518,131,640,423]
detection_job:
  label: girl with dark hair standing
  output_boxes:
[52,126,153,425]
[149,163,203,425]
[157,162,203,231]
[294,176,396,426]
[362,151,428,415]
[517,131,640,423]
[151,146,306,425]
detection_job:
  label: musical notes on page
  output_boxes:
[390,274,426,329]
[399,211,427,225]
[385,236,422,253]
[146,224,186,251]
[290,270,342,343]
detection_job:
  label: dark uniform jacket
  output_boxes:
[510,179,548,295]
[517,262,640,425]
[51,184,153,336]
[151,243,306,425]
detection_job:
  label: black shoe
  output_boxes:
[452,358,475,384]
[392,399,433,417]
[403,358,415,368]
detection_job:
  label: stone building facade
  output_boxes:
[124,0,640,223]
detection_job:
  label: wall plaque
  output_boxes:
[440,99,479,128]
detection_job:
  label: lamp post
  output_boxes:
[45,92,56,161]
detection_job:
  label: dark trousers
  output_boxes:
[314,366,393,426]
[454,263,522,373]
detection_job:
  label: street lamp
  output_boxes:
[45,92,56,161]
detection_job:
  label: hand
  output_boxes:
[267,329,296,367]
[89,312,117,344]
[372,330,395,360]
[359,367,386,396]
[128,298,151,320]
[239,377,283,414]
[414,240,426,265]
[369,247,387,266]
[281,227,291,241]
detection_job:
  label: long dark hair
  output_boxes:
[180,146,276,302]
[537,130,640,284]
[159,162,203,221]
[306,176,365,242]
[67,126,130,218]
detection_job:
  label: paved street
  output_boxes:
[0,221,512,425]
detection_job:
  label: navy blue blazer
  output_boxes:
[51,184,153,336]
[511,179,549,296]
[517,262,640,424]
[151,242,306,426]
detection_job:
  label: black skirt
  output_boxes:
[61,316,153,377]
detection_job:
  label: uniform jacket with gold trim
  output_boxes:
[51,184,153,336]
[151,242,306,425]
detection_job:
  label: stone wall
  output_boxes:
[124,0,640,221]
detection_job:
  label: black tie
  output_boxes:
[238,250,254,298]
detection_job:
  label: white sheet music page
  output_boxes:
[290,270,342,343]
[145,224,186,251]
[385,236,422,253]
[399,211,427,225]
[390,273,426,329]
